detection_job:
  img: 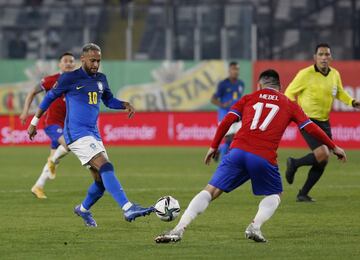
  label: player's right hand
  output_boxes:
[19,113,27,125]
[332,146,347,162]
[204,147,217,165]
[124,102,135,119]
[27,124,37,141]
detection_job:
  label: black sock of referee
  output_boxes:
[299,160,328,196]
[293,153,317,168]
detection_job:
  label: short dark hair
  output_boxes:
[258,69,280,88]
[229,61,238,67]
[82,43,101,54]
[315,43,331,54]
[59,52,74,61]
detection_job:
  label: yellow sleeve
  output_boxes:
[335,71,353,106]
[284,71,306,101]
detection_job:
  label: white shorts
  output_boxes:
[68,136,109,165]
[225,122,242,136]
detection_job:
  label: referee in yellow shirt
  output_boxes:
[285,43,360,202]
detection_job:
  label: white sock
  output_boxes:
[51,145,69,164]
[34,163,50,188]
[122,201,133,211]
[174,190,212,232]
[80,204,89,212]
[252,194,281,229]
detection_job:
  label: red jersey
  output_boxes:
[41,73,66,128]
[229,88,309,165]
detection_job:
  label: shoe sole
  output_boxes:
[125,210,153,222]
[154,236,181,243]
[296,198,315,202]
[245,232,267,243]
[31,189,47,199]
[74,208,97,227]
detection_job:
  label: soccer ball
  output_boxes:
[154,196,180,222]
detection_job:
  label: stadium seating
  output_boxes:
[0,0,105,59]
[0,0,358,60]
[136,0,358,60]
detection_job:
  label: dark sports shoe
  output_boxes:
[124,204,154,222]
[74,205,97,227]
[285,157,297,184]
[296,191,315,202]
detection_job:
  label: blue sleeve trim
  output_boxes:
[298,119,312,129]
[229,109,241,118]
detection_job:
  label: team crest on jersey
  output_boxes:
[56,128,63,134]
[97,81,104,93]
[90,143,97,150]
[238,85,243,92]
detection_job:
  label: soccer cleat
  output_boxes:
[154,229,183,243]
[285,157,297,184]
[47,157,57,180]
[245,224,267,243]
[31,185,47,199]
[296,191,316,202]
[74,205,97,227]
[123,204,155,222]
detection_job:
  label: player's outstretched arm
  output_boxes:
[302,122,346,162]
[205,113,239,165]
[27,88,60,140]
[20,84,43,125]
[102,96,136,119]
[27,107,45,140]
[101,80,135,118]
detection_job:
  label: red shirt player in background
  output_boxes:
[20,52,76,199]
[155,69,346,244]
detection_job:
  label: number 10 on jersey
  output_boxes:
[88,91,98,104]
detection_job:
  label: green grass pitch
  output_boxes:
[0,147,359,259]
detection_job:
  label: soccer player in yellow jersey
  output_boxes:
[285,43,360,202]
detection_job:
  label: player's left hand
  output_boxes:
[204,147,218,165]
[332,146,347,162]
[27,124,37,140]
[124,102,135,118]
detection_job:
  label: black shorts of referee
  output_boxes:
[300,118,332,150]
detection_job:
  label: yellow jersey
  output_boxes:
[285,65,354,121]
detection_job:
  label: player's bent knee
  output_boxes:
[314,145,330,162]
[99,162,114,174]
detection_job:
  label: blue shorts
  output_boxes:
[209,148,283,195]
[44,125,63,149]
